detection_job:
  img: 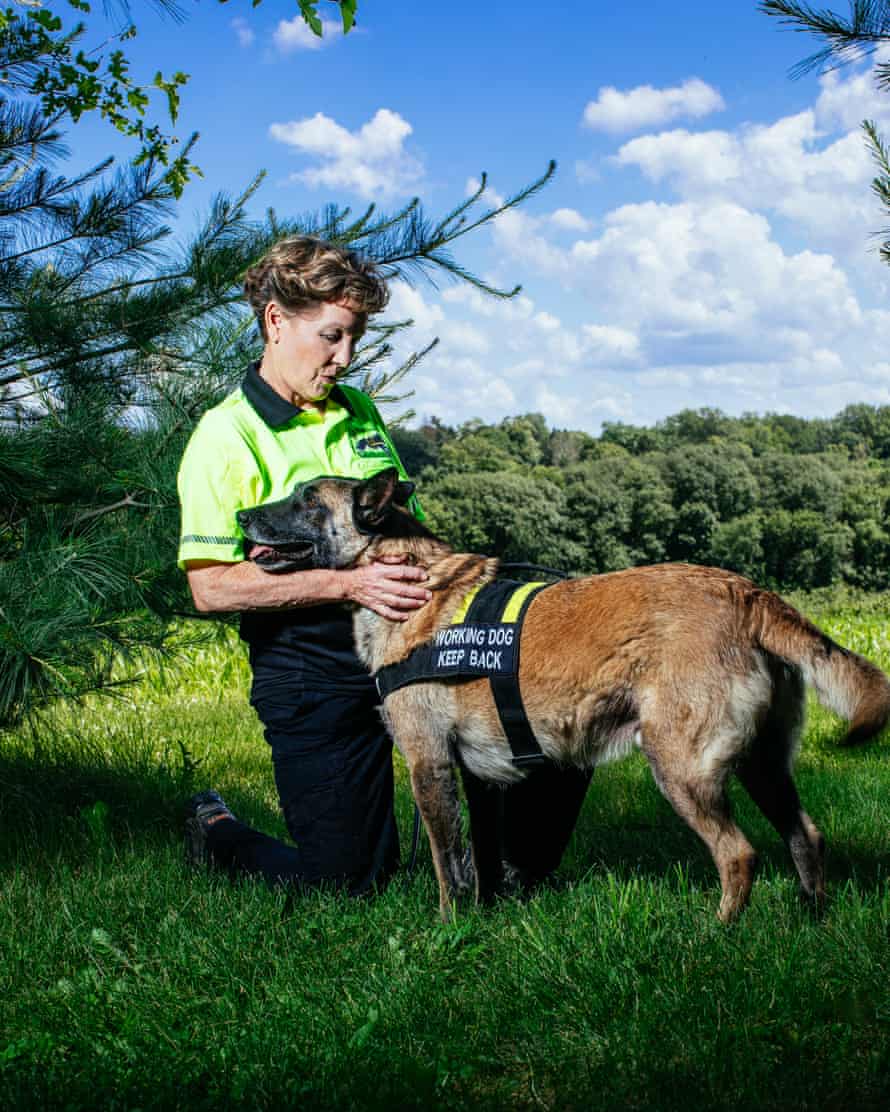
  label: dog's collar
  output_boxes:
[241,362,356,429]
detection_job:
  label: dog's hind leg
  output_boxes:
[735,668,825,910]
[736,756,825,912]
[642,730,758,923]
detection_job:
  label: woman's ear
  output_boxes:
[264,302,281,343]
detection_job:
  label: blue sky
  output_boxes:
[68,1,890,431]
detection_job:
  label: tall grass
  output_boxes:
[1,593,888,1110]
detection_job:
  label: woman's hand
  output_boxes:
[344,556,431,621]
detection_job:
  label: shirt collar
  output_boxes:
[241,361,355,429]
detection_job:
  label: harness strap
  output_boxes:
[465,582,549,767]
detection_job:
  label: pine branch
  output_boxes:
[354,337,440,402]
[863,118,890,259]
[4,159,175,269]
[0,101,68,168]
[0,160,115,224]
[343,162,557,299]
[760,1,890,76]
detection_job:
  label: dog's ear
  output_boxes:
[393,479,415,506]
[354,467,402,531]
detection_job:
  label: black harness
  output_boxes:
[374,579,552,768]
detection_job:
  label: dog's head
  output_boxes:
[237,467,417,573]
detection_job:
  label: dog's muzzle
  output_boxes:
[242,538,317,572]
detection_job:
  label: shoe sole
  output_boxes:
[184,816,209,868]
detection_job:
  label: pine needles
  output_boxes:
[1,10,556,726]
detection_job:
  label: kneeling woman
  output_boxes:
[178,235,590,894]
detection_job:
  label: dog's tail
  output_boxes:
[752,591,890,745]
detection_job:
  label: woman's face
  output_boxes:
[261,299,366,409]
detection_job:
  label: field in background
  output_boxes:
[1,589,888,1110]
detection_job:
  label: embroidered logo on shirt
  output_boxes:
[351,431,392,458]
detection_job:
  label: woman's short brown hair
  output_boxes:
[244,236,390,340]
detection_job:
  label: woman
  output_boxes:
[179,236,590,895]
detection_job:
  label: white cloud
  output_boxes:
[534,311,561,331]
[570,200,860,349]
[608,58,890,261]
[387,281,444,335]
[488,206,576,279]
[613,128,741,188]
[549,207,592,231]
[410,360,517,425]
[582,325,641,364]
[633,369,692,389]
[443,321,491,355]
[814,62,890,132]
[460,186,876,428]
[443,285,536,320]
[269,109,424,198]
[612,113,879,258]
[582,78,725,134]
[231,17,254,47]
[272,16,341,53]
[369,61,890,432]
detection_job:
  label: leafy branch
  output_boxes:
[1,1,359,195]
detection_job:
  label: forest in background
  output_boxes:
[393,403,890,593]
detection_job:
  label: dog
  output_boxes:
[237,467,890,922]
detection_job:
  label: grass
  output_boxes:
[1,594,889,1110]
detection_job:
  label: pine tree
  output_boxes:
[0,11,556,726]
[762,1,890,260]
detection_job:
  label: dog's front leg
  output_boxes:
[408,755,467,920]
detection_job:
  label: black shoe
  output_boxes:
[184,789,236,868]
[460,847,536,897]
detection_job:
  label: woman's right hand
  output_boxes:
[344,557,431,621]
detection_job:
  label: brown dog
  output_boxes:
[237,468,890,922]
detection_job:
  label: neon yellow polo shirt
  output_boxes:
[178,363,421,569]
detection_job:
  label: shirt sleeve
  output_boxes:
[176,412,258,569]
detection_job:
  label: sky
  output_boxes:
[65,0,890,432]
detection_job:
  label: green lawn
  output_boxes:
[1,592,888,1110]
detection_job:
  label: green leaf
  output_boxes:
[127,88,149,113]
[109,50,128,80]
[340,0,357,33]
[298,0,323,36]
[165,85,181,124]
[32,10,63,31]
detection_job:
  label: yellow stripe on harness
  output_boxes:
[449,580,546,626]
[501,581,546,622]
[449,583,484,625]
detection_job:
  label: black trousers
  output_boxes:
[206,674,592,896]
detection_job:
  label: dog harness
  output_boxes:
[374,579,552,767]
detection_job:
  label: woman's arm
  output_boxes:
[186,557,430,622]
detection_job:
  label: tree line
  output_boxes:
[393,405,890,593]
